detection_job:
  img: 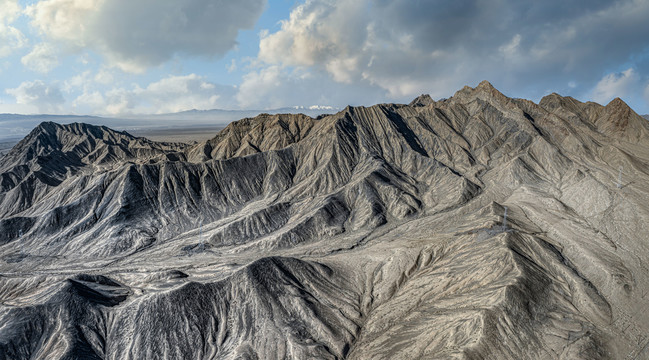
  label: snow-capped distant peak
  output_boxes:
[292,105,337,111]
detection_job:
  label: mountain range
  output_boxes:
[1,81,649,359]
[0,107,338,142]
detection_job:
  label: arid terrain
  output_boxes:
[124,125,226,144]
[1,82,649,359]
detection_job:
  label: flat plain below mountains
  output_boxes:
[1,81,649,359]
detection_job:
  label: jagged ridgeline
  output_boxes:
[2,81,649,359]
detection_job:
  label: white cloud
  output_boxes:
[73,74,236,115]
[62,70,91,92]
[0,25,25,57]
[94,68,114,85]
[592,68,639,104]
[101,87,136,115]
[6,80,65,113]
[0,0,20,22]
[21,43,59,73]
[236,65,386,109]
[255,0,649,103]
[0,0,27,57]
[237,65,284,108]
[258,0,367,77]
[499,34,522,61]
[227,59,237,73]
[25,0,267,72]
[71,90,104,113]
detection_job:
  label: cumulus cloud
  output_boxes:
[72,90,104,112]
[0,0,27,57]
[21,43,59,73]
[62,70,91,93]
[257,0,649,101]
[592,68,640,104]
[73,74,236,114]
[0,0,19,22]
[6,80,65,113]
[26,0,267,72]
[94,68,114,85]
[236,65,386,109]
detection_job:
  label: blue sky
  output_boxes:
[1,0,649,115]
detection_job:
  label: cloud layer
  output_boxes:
[258,0,649,101]
[71,74,236,115]
[6,80,65,113]
[26,0,267,72]
[236,65,387,109]
[592,68,640,104]
[0,0,26,58]
[21,43,58,73]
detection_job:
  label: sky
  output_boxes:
[1,0,649,116]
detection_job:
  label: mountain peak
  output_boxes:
[35,120,59,129]
[30,121,63,136]
[606,97,631,111]
[586,96,649,142]
[603,97,634,123]
[409,94,435,107]
[476,80,496,90]
[30,121,123,140]
[0,121,187,192]
[538,92,582,112]
[453,80,509,105]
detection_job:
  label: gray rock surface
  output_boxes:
[1,81,649,359]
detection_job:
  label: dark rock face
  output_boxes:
[2,82,649,359]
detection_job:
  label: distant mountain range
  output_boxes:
[0,106,339,141]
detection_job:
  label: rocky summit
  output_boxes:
[1,81,649,359]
